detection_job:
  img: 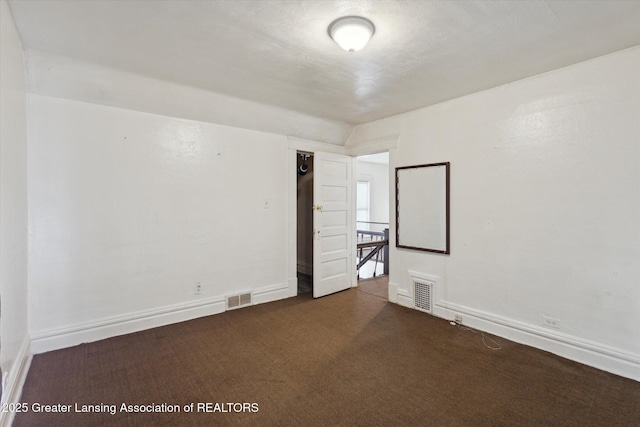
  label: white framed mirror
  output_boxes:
[395,162,450,254]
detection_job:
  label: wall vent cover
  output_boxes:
[239,293,252,306]
[227,295,240,309]
[227,293,252,310]
[414,281,433,313]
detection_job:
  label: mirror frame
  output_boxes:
[395,162,450,254]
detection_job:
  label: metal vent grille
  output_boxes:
[414,281,433,313]
[227,293,252,310]
[239,293,251,306]
[227,295,240,309]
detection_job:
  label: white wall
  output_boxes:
[0,0,30,414]
[26,51,353,146]
[356,160,389,229]
[28,94,291,350]
[349,46,640,380]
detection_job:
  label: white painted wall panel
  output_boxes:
[0,0,30,396]
[349,47,640,377]
[28,95,289,334]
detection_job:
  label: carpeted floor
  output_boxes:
[356,275,388,300]
[15,286,640,426]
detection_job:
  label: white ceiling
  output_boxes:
[7,0,640,127]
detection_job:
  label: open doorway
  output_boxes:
[356,152,390,299]
[296,152,313,294]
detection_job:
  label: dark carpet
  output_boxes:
[15,287,640,426]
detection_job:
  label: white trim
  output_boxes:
[0,337,32,427]
[396,287,413,308]
[252,283,290,305]
[30,296,227,354]
[287,136,347,154]
[30,280,294,355]
[408,271,441,288]
[287,148,298,298]
[392,287,640,381]
[434,301,640,379]
[350,156,358,287]
[346,134,399,157]
[388,281,399,303]
[288,276,298,298]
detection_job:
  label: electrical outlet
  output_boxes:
[542,315,560,329]
[194,282,202,295]
[454,314,463,324]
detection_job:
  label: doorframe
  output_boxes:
[286,135,399,298]
[354,151,392,282]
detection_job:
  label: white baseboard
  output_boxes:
[0,337,32,427]
[252,283,290,305]
[392,288,640,381]
[396,287,412,308]
[433,301,640,381]
[31,296,227,354]
[388,281,399,303]
[288,277,298,298]
[31,282,294,355]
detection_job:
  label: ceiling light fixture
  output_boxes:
[328,16,375,53]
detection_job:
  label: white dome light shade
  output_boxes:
[328,16,375,52]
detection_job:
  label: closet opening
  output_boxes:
[296,151,313,294]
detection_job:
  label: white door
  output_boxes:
[313,152,354,298]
